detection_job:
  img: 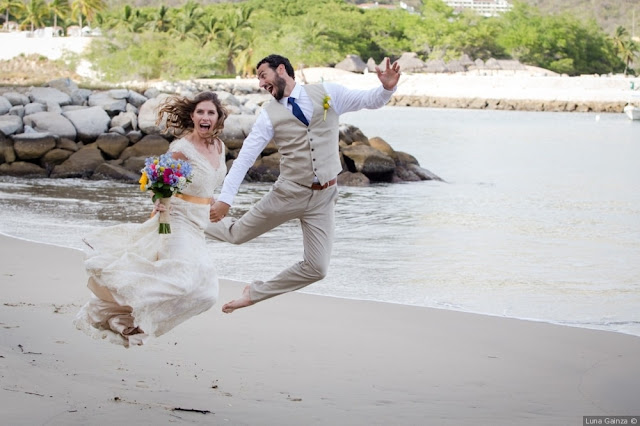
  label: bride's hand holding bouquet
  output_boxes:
[139,153,193,234]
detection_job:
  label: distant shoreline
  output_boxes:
[2,32,639,113]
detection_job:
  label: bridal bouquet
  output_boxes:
[139,153,193,234]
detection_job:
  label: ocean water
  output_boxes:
[1,106,639,337]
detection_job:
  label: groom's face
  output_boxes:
[257,63,287,100]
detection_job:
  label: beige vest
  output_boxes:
[264,84,341,186]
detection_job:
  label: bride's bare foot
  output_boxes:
[222,285,253,313]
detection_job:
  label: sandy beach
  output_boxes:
[1,233,639,425]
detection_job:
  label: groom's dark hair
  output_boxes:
[257,54,295,79]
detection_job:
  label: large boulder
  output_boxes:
[337,170,370,186]
[0,115,23,136]
[3,92,30,106]
[41,148,74,168]
[247,152,281,182]
[51,145,105,178]
[0,96,12,114]
[12,133,57,160]
[0,161,48,177]
[110,111,138,131]
[221,114,257,149]
[23,112,77,140]
[28,87,72,106]
[96,133,130,159]
[138,94,170,134]
[341,144,396,182]
[119,134,169,161]
[126,90,148,109]
[88,91,127,115]
[92,163,140,182]
[63,106,111,142]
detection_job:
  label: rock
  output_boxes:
[119,134,169,161]
[45,78,79,95]
[368,136,397,160]
[12,133,57,160]
[9,105,25,118]
[63,106,111,142]
[96,133,130,159]
[41,148,73,168]
[126,90,147,109]
[92,163,140,182]
[335,54,367,74]
[0,161,48,177]
[221,114,257,149]
[341,144,395,182]
[0,96,12,114]
[56,138,79,152]
[247,152,281,182]
[339,123,369,145]
[88,91,127,115]
[337,171,370,186]
[70,88,92,106]
[24,102,46,115]
[110,111,138,131]
[28,87,72,106]
[122,156,146,174]
[138,94,170,134]
[408,163,443,181]
[3,92,30,106]
[23,112,77,140]
[0,134,16,164]
[51,145,105,178]
[0,115,23,136]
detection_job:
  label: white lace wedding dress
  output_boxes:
[74,138,227,347]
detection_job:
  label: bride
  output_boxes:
[74,91,228,347]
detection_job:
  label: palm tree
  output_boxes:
[71,0,104,30]
[198,14,221,47]
[146,5,171,33]
[217,6,254,75]
[169,1,202,42]
[21,0,48,32]
[48,0,69,30]
[620,39,639,76]
[0,0,24,27]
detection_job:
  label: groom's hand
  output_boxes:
[210,201,230,222]
[376,57,401,91]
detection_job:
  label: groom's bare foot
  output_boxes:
[222,285,253,313]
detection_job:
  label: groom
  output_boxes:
[207,53,401,312]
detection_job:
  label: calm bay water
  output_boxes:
[1,107,639,337]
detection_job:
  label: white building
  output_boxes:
[444,0,512,17]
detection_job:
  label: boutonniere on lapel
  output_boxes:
[322,94,331,121]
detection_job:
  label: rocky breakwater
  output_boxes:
[0,79,441,186]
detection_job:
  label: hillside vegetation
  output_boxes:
[2,0,637,82]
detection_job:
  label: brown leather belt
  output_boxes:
[175,193,213,205]
[310,178,337,190]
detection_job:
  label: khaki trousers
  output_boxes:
[205,178,338,303]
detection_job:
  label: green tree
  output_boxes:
[21,0,48,32]
[168,1,202,42]
[216,5,253,75]
[1,0,24,26]
[71,0,104,29]
[48,0,69,29]
[145,5,170,33]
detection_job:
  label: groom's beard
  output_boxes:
[272,75,287,100]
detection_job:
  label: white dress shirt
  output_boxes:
[217,82,396,205]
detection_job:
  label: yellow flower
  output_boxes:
[139,172,148,191]
[322,94,331,121]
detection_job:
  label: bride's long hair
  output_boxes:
[156,91,228,141]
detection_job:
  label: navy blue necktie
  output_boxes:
[288,97,309,126]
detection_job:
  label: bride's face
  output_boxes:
[191,100,219,139]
